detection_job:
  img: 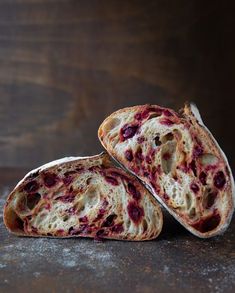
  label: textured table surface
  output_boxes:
[0,168,234,293]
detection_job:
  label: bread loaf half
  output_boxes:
[98,103,235,238]
[4,153,163,241]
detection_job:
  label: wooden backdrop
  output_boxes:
[0,0,234,168]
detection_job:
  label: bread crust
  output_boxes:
[3,152,163,241]
[98,104,234,238]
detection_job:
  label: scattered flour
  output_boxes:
[0,236,117,278]
[0,185,117,279]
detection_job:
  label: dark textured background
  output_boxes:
[0,0,234,169]
[0,2,235,293]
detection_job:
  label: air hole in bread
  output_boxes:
[173,129,182,140]
[199,154,218,166]
[189,207,196,219]
[161,142,176,174]
[142,219,148,232]
[15,216,24,231]
[154,136,161,147]
[203,189,218,209]
[148,113,161,119]
[161,132,174,143]
[185,193,192,210]
[172,187,177,199]
[86,178,92,185]
[126,219,131,229]
[75,202,85,213]
[9,210,24,232]
[84,187,99,207]
[63,215,69,222]
[27,193,41,210]
[102,214,117,227]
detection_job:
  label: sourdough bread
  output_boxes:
[98,104,234,238]
[4,153,163,241]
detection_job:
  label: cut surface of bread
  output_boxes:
[98,103,235,238]
[4,153,163,241]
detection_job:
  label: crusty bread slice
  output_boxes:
[3,153,162,241]
[98,103,235,238]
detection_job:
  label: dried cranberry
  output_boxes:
[66,207,76,214]
[193,145,203,158]
[127,183,141,200]
[125,150,133,162]
[214,171,226,189]
[146,156,152,164]
[180,162,189,173]
[111,223,124,233]
[163,152,171,160]
[121,124,138,141]
[163,109,173,117]
[127,202,144,223]
[109,171,121,178]
[135,148,143,164]
[105,176,119,186]
[159,118,174,126]
[141,109,150,119]
[102,199,109,208]
[43,173,58,188]
[199,172,207,185]
[31,226,38,233]
[192,213,221,233]
[57,229,64,234]
[63,176,73,186]
[78,224,91,235]
[142,106,163,119]
[137,136,145,143]
[190,183,199,194]
[134,113,142,120]
[44,203,51,211]
[79,216,88,222]
[24,180,39,193]
[163,193,169,201]
[94,211,105,222]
